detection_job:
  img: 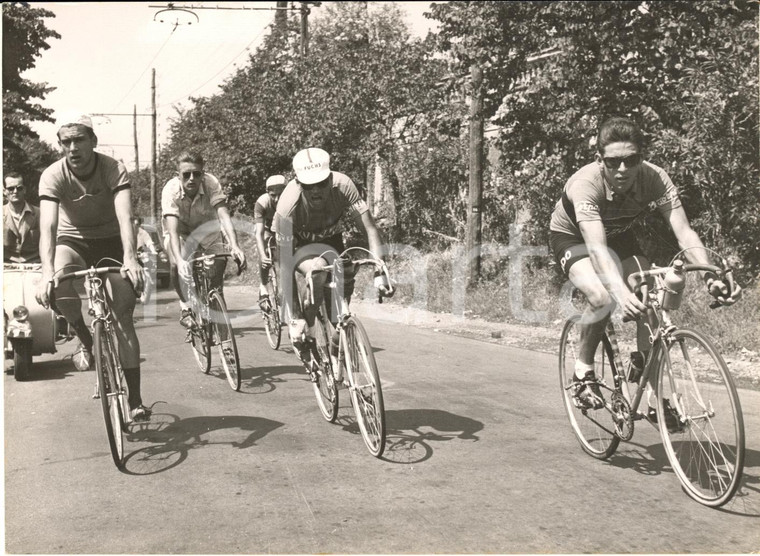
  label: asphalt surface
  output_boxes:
[4,285,760,553]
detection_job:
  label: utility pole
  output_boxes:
[466,64,484,287]
[300,2,309,57]
[133,105,139,182]
[275,0,287,33]
[150,68,157,224]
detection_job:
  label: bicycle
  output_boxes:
[261,235,283,350]
[294,247,394,457]
[559,254,745,507]
[183,252,243,391]
[49,265,135,470]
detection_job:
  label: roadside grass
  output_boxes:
[229,234,758,357]
[354,246,760,357]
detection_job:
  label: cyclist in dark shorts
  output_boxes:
[254,175,286,310]
[549,117,740,410]
[34,113,150,421]
[273,148,394,363]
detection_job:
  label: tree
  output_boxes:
[2,2,60,170]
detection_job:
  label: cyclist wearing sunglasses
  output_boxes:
[549,116,741,410]
[34,113,151,421]
[254,175,286,309]
[161,151,247,329]
[3,172,41,263]
[273,147,394,362]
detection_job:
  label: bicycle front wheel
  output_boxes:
[209,291,241,391]
[344,317,385,457]
[559,316,621,460]
[94,321,127,469]
[190,319,212,374]
[263,267,282,350]
[311,310,338,422]
[657,328,745,507]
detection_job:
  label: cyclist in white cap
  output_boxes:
[254,175,286,309]
[273,147,393,363]
[34,112,151,421]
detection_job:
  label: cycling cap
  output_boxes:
[265,175,286,190]
[57,111,94,131]
[292,148,330,185]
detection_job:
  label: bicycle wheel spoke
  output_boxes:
[558,316,621,460]
[95,321,125,469]
[209,291,241,391]
[311,312,338,422]
[658,328,744,507]
[345,318,385,457]
[263,269,282,350]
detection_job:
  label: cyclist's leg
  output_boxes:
[51,240,91,354]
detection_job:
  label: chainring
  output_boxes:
[610,391,634,441]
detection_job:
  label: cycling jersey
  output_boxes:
[161,173,227,250]
[272,171,368,246]
[253,193,276,232]
[550,160,682,239]
[38,153,130,239]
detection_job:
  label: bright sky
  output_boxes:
[24,1,438,171]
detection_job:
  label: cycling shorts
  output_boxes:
[57,235,124,269]
[550,230,643,276]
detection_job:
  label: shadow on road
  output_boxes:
[378,408,484,464]
[239,364,305,394]
[609,441,760,516]
[120,412,283,475]
[5,359,75,381]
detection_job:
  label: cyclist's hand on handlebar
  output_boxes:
[260,253,272,270]
[35,274,55,309]
[374,271,395,299]
[178,260,192,281]
[121,257,144,295]
[620,290,647,322]
[231,248,247,273]
[707,278,742,307]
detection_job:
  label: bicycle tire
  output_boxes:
[559,316,621,460]
[94,320,127,469]
[344,316,386,457]
[311,310,339,422]
[209,291,241,391]
[263,267,282,350]
[656,328,745,507]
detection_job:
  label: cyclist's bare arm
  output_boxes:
[254,222,270,266]
[666,206,741,302]
[351,210,386,260]
[35,199,60,308]
[578,220,646,319]
[164,215,190,278]
[216,203,246,268]
[114,188,143,292]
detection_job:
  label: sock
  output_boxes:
[123,367,142,408]
[574,360,595,380]
[72,318,93,351]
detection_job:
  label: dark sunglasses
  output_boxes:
[5,186,24,192]
[299,179,330,192]
[181,170,203,181]
[602,153,642,169]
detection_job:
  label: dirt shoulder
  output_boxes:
[350,297,760,392]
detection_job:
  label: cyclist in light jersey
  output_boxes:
[254,175,286,309]
[549,117,741,410]
[273,148,393,362]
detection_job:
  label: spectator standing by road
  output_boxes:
[3,172,41,263]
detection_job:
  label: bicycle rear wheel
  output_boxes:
[344,316,385,457]
[94,321,127,469]
[311,310,339,422]
[209,291,241,391]
[559,316,621,459]
[190,319,212,374]
[263,267,282,350]
[657,328,745,507]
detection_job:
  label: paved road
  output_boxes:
[5,285,760,553]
